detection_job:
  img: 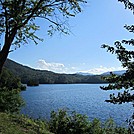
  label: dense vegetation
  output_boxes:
[0,68,25,113]
[4,59,106,84]
[0,110,129,134]
[49,109,128,134]
[27,79,39,86]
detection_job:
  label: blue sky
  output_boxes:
[8,0,134,74]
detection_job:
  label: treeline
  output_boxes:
[4,59,107,84]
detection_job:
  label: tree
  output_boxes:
[0,0,86,74]
[0,68,25,113]
[101,0,134,132]
[27,78,39,86]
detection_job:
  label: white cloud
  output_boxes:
[79,66,124,75]
[36,59,124,75]
[37,59,65,73]
[37,59,78,73]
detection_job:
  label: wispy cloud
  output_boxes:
[37,59,65,73]
[37,59,77,73]
[79,66,124,75]
[36,59,124,74]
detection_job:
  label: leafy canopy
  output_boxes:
[0,0,86,73]
[0,0,86,49]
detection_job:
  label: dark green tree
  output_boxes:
[0,0,86,74]
[27,78,39,86]
[101,0,134,133]
[0,68,25,113]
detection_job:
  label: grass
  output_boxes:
[0,112,53,134]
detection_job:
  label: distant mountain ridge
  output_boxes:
[4,59,106,84]
[101,70,126,76]
[76,70,126,76]
[76,72,94,76]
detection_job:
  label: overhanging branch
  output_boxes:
[18,1,64,30]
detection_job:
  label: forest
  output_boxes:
[4,59,106,85]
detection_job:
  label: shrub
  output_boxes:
[49,109,128,134]
[49,109,90,134]
[0,68,25,113]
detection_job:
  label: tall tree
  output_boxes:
[0,0,86,73]
[101,0,134,133]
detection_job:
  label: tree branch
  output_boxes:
[17,1,64,29]
[35,16,60,26]
[17,0,44,29]
[1,1,9,44]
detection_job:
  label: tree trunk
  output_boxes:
[0,29,17,74]
[0,42,11,74]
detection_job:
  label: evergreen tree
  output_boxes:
[101,0,134,133]
[0,68,25,113]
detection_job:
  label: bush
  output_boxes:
[49,109,90,134]
[0,68,25,113]
[49,109,128,134]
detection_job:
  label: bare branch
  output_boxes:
[35,15,60,26]
[18,1,64,29]
[2,1,9,43]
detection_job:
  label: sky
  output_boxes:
[7,0,134,74]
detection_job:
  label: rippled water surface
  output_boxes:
[21,84,133,126]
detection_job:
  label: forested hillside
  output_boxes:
[4,59,106,84]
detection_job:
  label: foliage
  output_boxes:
[0,110,129,134]
[27,79,39,86]
[101,0,134,133]
[100,40,134,104]
[49,109,128,134]
[0,0,86,46]
[0,68,25,113]
[49,109,90,134]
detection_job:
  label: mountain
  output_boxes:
[4,59,106,84]
[76,72,94,76]
[101,70,126,76]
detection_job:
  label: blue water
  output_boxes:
[21,84,133,126]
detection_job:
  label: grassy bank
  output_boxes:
[0,112,53,134]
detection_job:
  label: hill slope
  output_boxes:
[4,59,106,84]
[0,112,52,134]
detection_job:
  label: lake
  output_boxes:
[21,84,133,126]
